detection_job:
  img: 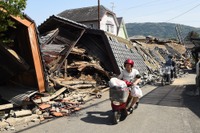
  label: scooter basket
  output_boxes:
[109,86,129,103]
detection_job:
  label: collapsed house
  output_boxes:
[0,15,47,105]
[38,15,151,87]
[38,15,188,88]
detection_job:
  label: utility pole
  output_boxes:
[111,2,115,12]
[98,0,100,29]
[175,24,184,45]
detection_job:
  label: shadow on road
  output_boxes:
[140,84,200,118]
[80,110,114,125]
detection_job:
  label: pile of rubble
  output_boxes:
[0,85,109,131]
[0,46,111,131]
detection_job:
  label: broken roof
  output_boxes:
[38,15,87,35]
[39,15,86,72]
[38,14,150,75]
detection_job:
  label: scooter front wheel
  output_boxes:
[113,111,121,124]
[126,96,133,110]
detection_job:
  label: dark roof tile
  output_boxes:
[57,5,115,22]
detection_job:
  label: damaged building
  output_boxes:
[0,15,47,107]
[38,15,151,88]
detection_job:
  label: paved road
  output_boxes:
[6,72,200,133]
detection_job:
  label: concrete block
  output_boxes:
[6,117,17,126]
[6,114,39,126]
[0,121,9,128]
[24,114,39,123]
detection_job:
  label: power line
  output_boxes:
[166,3,200,22]
[115,0,161,12]
[132,0,197,19]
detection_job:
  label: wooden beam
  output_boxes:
[11,15,32,27]
[28,23,46,92]
[33,87,67,104]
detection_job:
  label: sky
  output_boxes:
[24,0,200,27]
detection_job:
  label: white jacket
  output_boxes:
[118,68,140,82]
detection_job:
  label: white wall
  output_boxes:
[80,13,118,36]
[118,24,127,39]
[100,13,117,36]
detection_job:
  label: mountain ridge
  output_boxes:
[125,22,200,39]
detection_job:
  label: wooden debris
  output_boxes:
[49,77,79,90]
[39,103,51,110]
[68,61,107,73]
[71,84,94,89]
[33,87,67,104]
[60,80,96,85]
[32,97,50,104]
[51,112,63,117]
[71,47,86,54]
[50,87,67,100]
[73,107,81,111]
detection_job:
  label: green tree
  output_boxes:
[0,0,27,43]
[184,31,200,41]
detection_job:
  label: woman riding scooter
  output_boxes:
[118,59,142,114]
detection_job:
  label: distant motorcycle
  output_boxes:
[160,66,174,85]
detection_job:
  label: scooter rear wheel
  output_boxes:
[113,111,121,124]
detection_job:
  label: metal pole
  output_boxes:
[64,59,67,79]
[98,0,100,29]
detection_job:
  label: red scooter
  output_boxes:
[109,85,133,124]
